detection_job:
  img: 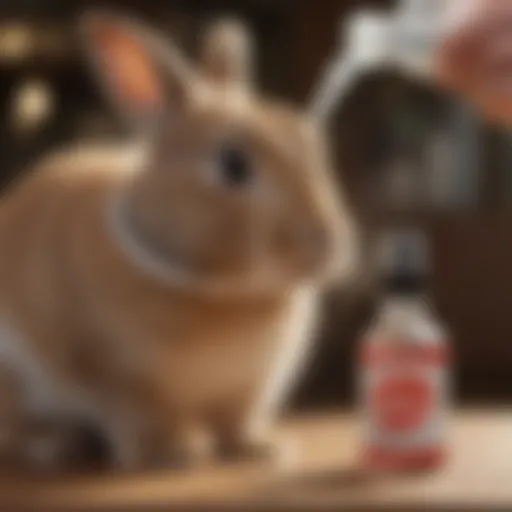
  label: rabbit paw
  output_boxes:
[216,434,295,468]
[109,425,210,472]
[148,443,205,470]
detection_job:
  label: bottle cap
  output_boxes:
[377,227,430,293]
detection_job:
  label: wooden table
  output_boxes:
[0,409,510,511]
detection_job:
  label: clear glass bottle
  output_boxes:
[358,228,451,471]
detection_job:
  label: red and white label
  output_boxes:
[360,342,449,461]
[372,375,434,432]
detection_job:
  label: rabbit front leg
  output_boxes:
[211,314,316,466]
[210,388,292,466]
[101,406,148,470]
[209,332,314,466]
[153,422,211,469]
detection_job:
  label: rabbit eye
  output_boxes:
[217,145,252,187]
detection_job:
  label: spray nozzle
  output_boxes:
[310,0,451,121]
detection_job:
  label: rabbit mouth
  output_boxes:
[301,239,358,288]
[292,236,354,287]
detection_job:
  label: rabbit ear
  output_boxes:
[200,18,254,89]
[80,11,195,134]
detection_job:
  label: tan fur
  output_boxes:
[0,12,354,470]
[0,145,319,468]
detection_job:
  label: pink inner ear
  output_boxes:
[90,21,163,110]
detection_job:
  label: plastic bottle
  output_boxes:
[358,228,451,471]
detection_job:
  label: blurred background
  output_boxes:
[0,0,511,411]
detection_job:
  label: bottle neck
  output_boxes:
[379,293,429,312]
[378,279,432,322]
[383,272,428,297]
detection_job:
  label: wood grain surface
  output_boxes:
[0,409,510,511]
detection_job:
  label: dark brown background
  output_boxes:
[1,0,510,409]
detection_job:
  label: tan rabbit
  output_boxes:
[0,11,356,471]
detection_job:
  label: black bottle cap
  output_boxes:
[377,228,430,295]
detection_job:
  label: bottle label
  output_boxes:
[360,342,449,452]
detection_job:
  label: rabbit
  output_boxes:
[0,10,357,471]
